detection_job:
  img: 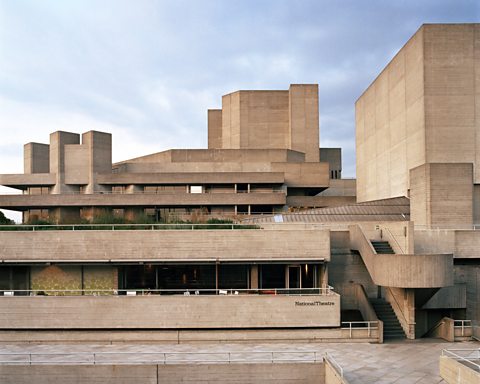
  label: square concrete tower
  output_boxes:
[209,84,320,162]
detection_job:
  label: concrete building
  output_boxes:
[0,25,478,346]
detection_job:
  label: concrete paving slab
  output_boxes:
[0,339,478,383]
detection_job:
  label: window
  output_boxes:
[190,186,203,194]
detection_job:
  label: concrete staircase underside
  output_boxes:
[370,298,406,340]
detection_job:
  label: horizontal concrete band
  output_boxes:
[97,172,286,184]
[0,229,331,262]
[0,295,340,329]
[0,193,286,208]
[0,363,325,384]
[0,328,381,344]
[0,173,55,187]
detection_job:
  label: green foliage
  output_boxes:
[130,213,155,224]
[27,218,52,225]
[0,211,14,225]
[91,212,127,224]
[206,218,233,224]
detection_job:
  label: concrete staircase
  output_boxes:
[370,298,406,340]
[371,240,395,254]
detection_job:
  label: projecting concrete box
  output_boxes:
[0,294,340,329]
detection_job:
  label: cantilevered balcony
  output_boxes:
[0,226,330,263]
[0,191,286,209]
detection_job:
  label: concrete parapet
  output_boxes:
[0,363,326,384]
[0,228,330,262]
[0,294,340,329]
[440,354,480,384]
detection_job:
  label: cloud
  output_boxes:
[0,0,479,223]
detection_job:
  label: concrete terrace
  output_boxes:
[0,340,478,383]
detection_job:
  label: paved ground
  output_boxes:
[0,339,478,383]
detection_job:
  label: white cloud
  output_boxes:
[0,96,162,167]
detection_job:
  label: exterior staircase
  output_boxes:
[371,240,395,254]
[370,298,406,340]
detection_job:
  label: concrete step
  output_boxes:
[370,298,406,339]
[370,240,395,254]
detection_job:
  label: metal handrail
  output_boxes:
[0,223,261,231]
[18,190,286,196]
[0,286,336,297]
[0,350,323,365]
[441,349,480,371]
[382,226,405,254]
[341,321,379,338]
[454,320,473,337]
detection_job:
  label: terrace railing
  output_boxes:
[441,349,480,372]
[454,319,473,337]
[0,223,260,231]
[0,286,336,297]
[0,350,325,365]
[341,321,380,338]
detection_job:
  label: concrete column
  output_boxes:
[82,131,112,194]
[49,131,80,194]
[50,207,80,224]
[207,109,222,149]
[289,84,319,162]
[250,265,259,289]
[319,263,328,288]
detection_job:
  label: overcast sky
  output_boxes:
[1,0,479,221]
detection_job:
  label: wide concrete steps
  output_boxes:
[370,298,406,340]
[370,240,395,254]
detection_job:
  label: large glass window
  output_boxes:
[158,265,215,290]
[218,265,248,289]
[0,266,29,293]
[123,265,156,290]
[120,265,216,291]
[260,264,286,289]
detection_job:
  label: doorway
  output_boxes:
[287,265,301,288]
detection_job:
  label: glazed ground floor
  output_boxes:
[0,262,328,294]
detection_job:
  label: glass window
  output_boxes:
[218,265,248,289]
[260,264,285,289]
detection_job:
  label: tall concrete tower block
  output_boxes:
[82,131,112,194]
[289,84,320,162]
[209,84,320,162]
[49,131,81,194]
[355,24,480,228]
